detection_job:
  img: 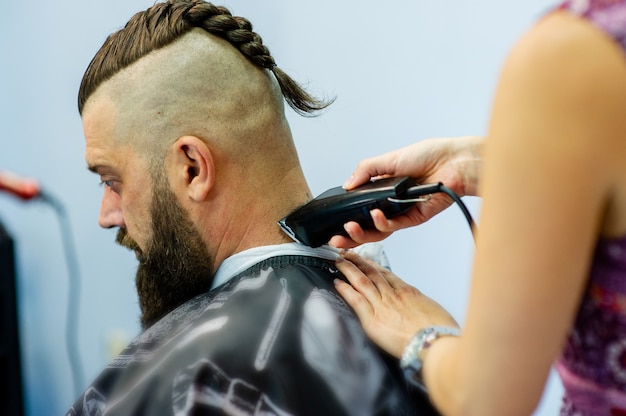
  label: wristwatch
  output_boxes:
[400,326,461,392]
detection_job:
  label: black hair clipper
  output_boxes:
[278,176,441,247]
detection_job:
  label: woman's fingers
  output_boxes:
[335,253,382,302]
[339,250,395,293]
[333,277,374,320]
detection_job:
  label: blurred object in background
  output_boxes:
[0,169,84,399]
[0,171,40,201]
[0,220,25,416]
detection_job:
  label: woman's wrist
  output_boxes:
[456,135,483,197]
[399,325,461,392]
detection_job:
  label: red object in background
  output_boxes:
[0,171,41,200]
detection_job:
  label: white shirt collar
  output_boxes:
[211,243,340,289]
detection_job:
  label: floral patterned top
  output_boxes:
[556,238,626,415]
[554,2,626,415]
[558,0,626,50]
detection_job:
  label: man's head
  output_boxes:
[81,0,331,328]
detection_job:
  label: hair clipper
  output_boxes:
[278,176,441,247]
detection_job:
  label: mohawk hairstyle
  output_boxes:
[78,0,333,116]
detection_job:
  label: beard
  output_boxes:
[116,175,213,330]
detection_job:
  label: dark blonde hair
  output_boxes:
[78,0,332,117]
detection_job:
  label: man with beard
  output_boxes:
[67,1,439,415]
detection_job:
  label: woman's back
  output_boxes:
[332,1,626,414]
[557,237,626,413]
[551,1,626,413]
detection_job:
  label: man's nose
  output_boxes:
[98,187,124,229]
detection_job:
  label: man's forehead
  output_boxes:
[83,106,117,146]
[84,139,140,185]
[83,94,128,169]
[84,140,119,175]
[82,87,116,129]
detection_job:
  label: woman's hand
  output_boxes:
[330,136,483,248]
[334,250,458,359]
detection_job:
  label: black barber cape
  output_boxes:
[67,255,439,416]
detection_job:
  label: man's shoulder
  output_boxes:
[126,255,340,354]
[68,254,440,416]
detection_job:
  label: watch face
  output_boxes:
[401,326,461,368]
[422,328,438,349]
[400,326,460,392]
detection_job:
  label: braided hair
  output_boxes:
[78,0,333,117]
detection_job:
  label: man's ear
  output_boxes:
[169,136,214,202]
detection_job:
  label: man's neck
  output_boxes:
[206,170,312,276]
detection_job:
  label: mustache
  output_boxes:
[116,228,142,253]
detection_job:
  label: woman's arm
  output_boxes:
[337,10,626,416]
[427,11,626,415]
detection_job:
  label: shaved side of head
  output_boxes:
[85,29,294,171]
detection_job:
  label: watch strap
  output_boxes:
[400,325,461,392]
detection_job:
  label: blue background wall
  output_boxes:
[0,1,562,414]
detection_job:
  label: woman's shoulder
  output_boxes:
[558,0,626,53]
[504,8,626,237]
[500,9,626,124]
[513,8,625,77]
[486,7,626,234]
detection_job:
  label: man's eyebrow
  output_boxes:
[87,164,113,174]
[87,165,100,174]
